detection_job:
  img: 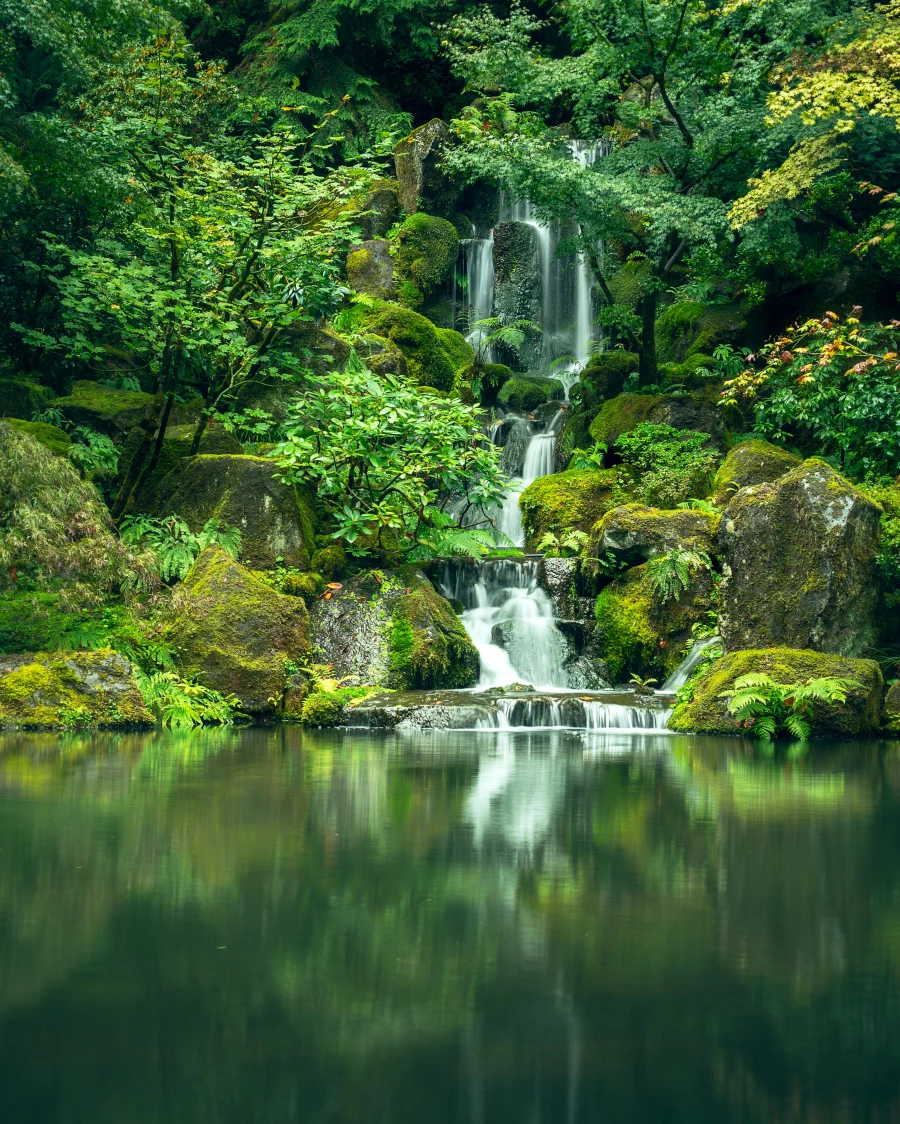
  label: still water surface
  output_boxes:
[0,727,899,1122]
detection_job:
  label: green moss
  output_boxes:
[710,439,801,505]
[589,394,664,446]
[520,468,627,551]
[0,375,53,420]
[0,649,153,729]
[609,260,650,308]
[497,375,564,412]
[436,327,475,374]
[51,379,155,435]
[594,563,715,682]
[121,423,243,512]
[5,419,71,456]
[362,302,457,391]
[669,647,883,735]
[311,544,346,579]
[580,352,639,403]
[301,688,347,727]
[282,571,326,601]
[655,302,705,364]
[587,504,718,576]
[392,213,459,307]
[387,573,479,689]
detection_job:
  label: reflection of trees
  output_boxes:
[0,729,898,1120]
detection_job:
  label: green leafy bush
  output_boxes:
[616,423,719,506]
[68,426,119,476]
[536,529,589,557]
[135,669,243,728]
[119,515,241,583]
[721,673,862,740]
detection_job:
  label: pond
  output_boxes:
[0,726,898,1122]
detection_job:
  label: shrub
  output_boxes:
[135,669,243,728]
[616,422,719,506]
[721,673,862,740]
[119,514,241,583]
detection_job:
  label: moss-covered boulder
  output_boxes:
[579,351,639,404]
[168,546,310,715]
[6,419,71,456]
[710,438,801,505]
[493,221,541,337]
[521,468,625,551]
[150,454,317,570]
[497,375,564,412]
[346,239,396,300]
[589,391,727,450]
[587,504,718,574]
[51,380,156,436]
[121,423,243,512]
[669,648,883,736]
[655,301,744,364]
[436,327,475,375]
[719,459,881,656]
[393,118,458,216]
[594,562,715,682]
[0,374,53,420]
[308,567,478,689]
[283,322,352,380]
[361,302,459,391]
[0,650,152,729]
[393,213,459,308]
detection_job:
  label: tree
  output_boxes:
[19,29,379,515]
[443,0,849,384]
[270,351,508,558]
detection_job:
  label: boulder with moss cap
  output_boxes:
[709,438,800,505]
[308,566,478,690]
[718,459,881,656]
[393,119,458,216]
[589,391,727,450]
[6,419,71,456]
[392,213,459,308]
[669,647,883,735]
[120,423,243,512]
[50,379,157,436]
[520,468,627,552]
[594,562,715,682]
[497,375,564,412]
[0,374,53,420]
[586,504,718,576]
[150,454,317,570]
[360,302,460,391]
[346,239,395,300]
[0,649,152,729]
[168,546,310,715]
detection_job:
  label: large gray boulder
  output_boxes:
[588,504,718,570]
[346,239,395,300]
[718,459,881,656]
[393,119,457,216]
[710,438,800,505]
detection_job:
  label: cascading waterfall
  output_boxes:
[495,408,564,547]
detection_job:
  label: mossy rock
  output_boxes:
[661,353,721,391]
[669,648,883,736]
[436,327,475,375]
[589,391,728,450]
[6,419,71,456]
[311,543,346,580]
[149,454,317,570]
[883,680,900,732]
[655,301,745,364]
[579,351,639,404]
[594,562,715,682]
[710,439,801,505]
[308,566,478,689]
[520,468,626,552]
[554,409,595,469]
[361,302,458,391]
[282,571,326,602]
[718,459,881,656]
[283,322,353,380]
[497,375,564,412]
[393,213,459,308]
[51,380,156,436]
[346,239,396,300]
[120,423,243,512]
[393,118,458,216]
[357,333,408,379]
[0,649,152,730]
[0,375,53,420]
[587,504,719,576]
[168,546,311,715]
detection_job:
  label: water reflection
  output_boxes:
[0,728,898,1121]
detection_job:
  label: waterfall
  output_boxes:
[495,408,564,547]
[475,697,671,731]
[461,233,495,353]
[661,636,721,691]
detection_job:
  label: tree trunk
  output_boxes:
[110,396,165,520]
[123,392,176,511]
[189,406,212,456]
[638,289,659,387]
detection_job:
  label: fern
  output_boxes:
[646,548,711,602]
[68,426,119,476]
[568,443,608,471]
[135,669,243,728]
[119,514,242,582]
[537,528,589,557]
[721,673,863,740]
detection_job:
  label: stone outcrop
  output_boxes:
[520,468,625,552]
[346,239,395,300]
[308,567,478,690]
[392,213,459,308]
[393,119,457,216]
[168,546,310,715]
[587,505,718,574]
[51,380,157,436]
[710,439,800,505]
[493,220,542,328]
[0,374,53,420]
[121,423,243,513]
[0,649,152,729]
[589,391,727,450]
[669,647,883,736]
[150,454,317,570]
[538,557,610,687]
[718,459,881,656]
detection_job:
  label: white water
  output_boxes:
[462,233,495,354]
[495,409,563,547]
[477,697,671,731]
[661,636,722,691]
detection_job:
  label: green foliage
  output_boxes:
[67,426,119,477]
[568,443,608,471]
[721,672,863,740]
[119,515,242,583]
[135,669,243,729]
[536,529,589,558]
[270,351,507,559]
[721,310,900,477]
[645,547,712,603]
[616,423,719,507]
